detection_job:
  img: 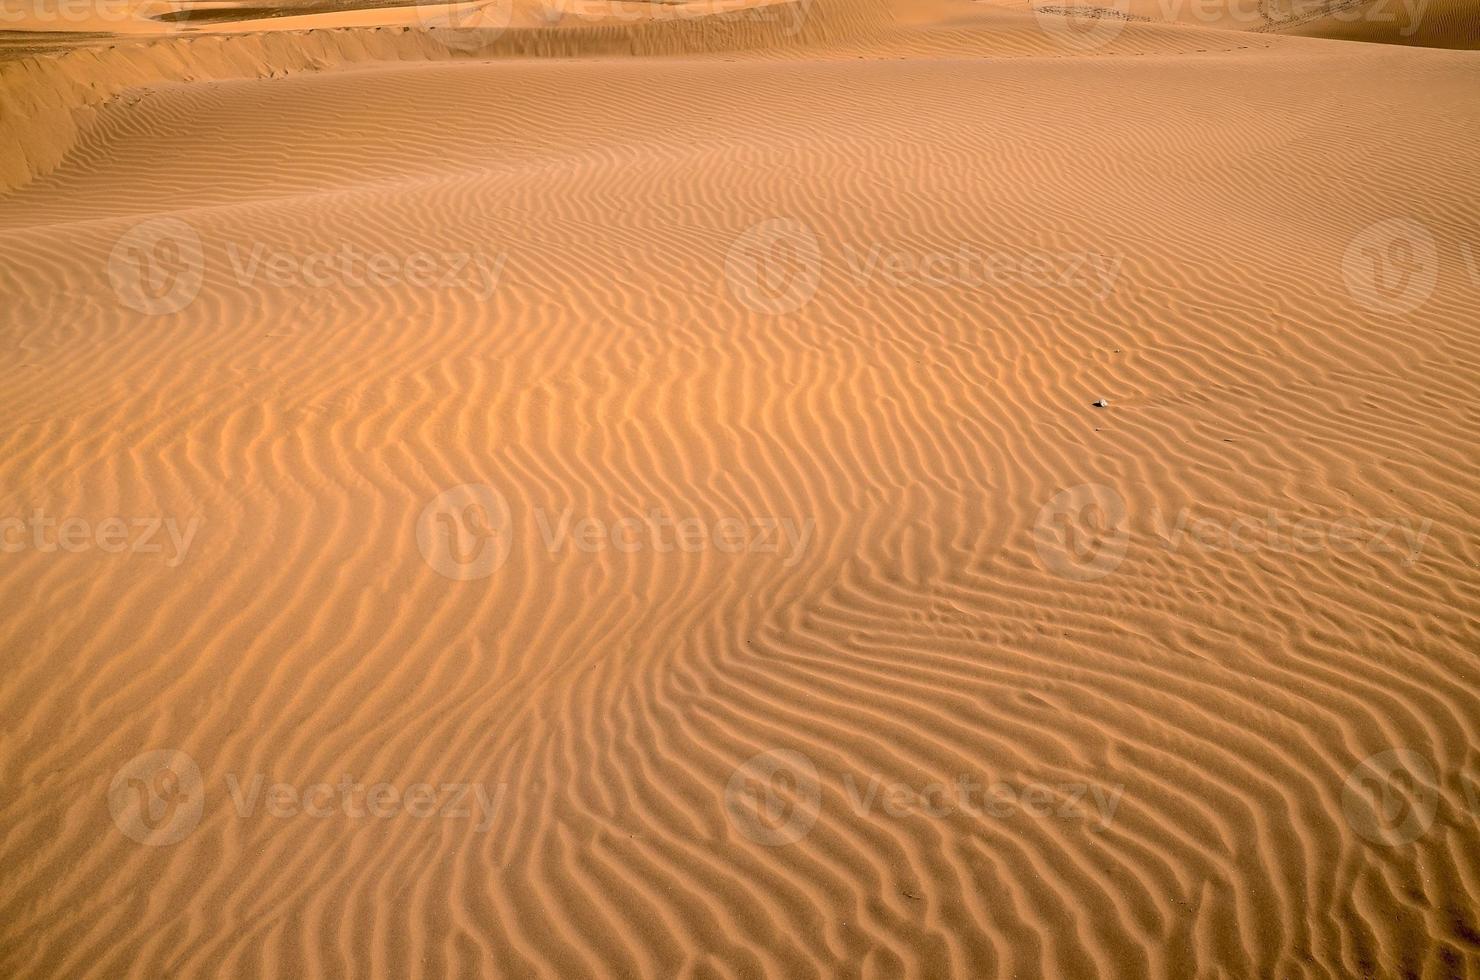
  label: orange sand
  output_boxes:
[1,0,1478,975]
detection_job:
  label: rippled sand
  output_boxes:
[2,0,1478,975]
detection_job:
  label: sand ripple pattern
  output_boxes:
[1,12,1478,980]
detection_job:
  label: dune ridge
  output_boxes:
[0,0,860,195]
[8,0,1476,198]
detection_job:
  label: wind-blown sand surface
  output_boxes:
[1,0,1478,975]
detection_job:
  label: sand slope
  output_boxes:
[1,0,1478,976]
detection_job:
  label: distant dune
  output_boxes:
[1,0,1477,976]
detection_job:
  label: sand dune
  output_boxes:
[1,0,1478,975]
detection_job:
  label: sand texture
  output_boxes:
[1,0,1478,975]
